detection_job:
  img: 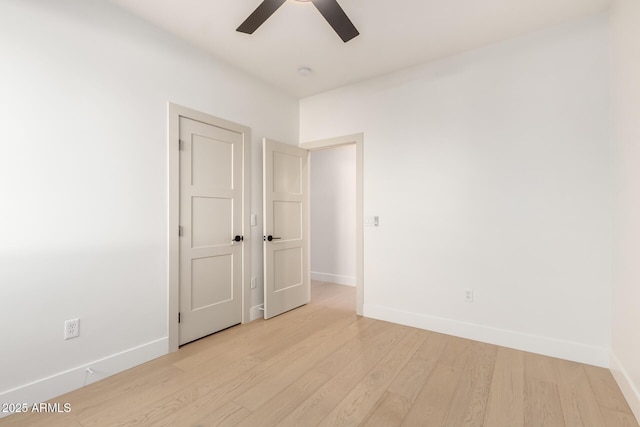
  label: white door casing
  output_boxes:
[263,138,310,319]
[168,104,251,351]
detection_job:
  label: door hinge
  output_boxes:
[178,139,184,150]
[178,226,183,237]
[178,312,181,323]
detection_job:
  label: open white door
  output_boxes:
[263,138,310,319]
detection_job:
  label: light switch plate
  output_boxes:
[365,216,379,227]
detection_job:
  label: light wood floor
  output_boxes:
[2,281,637,427]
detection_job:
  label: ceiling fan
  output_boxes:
[236,0,359,43]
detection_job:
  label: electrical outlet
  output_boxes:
[251,277,257,289]
[464,288,474,303]
[64,318,80,340]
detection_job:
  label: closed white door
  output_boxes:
[263,138,310,319]
[179,117,243,345]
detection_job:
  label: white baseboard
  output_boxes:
[611,352,640,423]
[363,304,610,368]
[0,338,167,419]
[249,305,264,322]
[311,272,356,287]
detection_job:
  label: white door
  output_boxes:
[263,138,310,319]
[179,117,243,345]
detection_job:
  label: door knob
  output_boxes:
[265,235,281,241]
[232,235,243,242]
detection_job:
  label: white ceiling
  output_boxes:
[109,0,611,98]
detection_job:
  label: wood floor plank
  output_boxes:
[313,318,387,377]
[387,331,448,402]
[2,282,638,427]
[361,392,413,427]
[0,409,83,427]
[231,317,374,412]
[524,352,560,383]
[77,355,263,427]
[437,335,474,370]
[400,337,480,427]
[249,301,356,362]
[76,288,356,426]
[555,358,607,427]
[0,363,185,427]
[523,352,566,426]
[173,287,352,373]
[186,401,251,427]
[400,362,463,426]
[317,328,428,426]
[484,346,524,427]
[79,307,349,426]
[524,378,566,427]
[311,282,354,303]
[277,322,410,426]
[584,364,638,418]
[130,314,364,427]
[441,341,497,427]
[600,408,640,427]
[232,369,331,427]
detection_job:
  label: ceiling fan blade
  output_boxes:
[236,0,287,34]
[310,0,359,43]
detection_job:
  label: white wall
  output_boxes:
[610,0,640,420]
[0,0,297,408]
[301,15,612,366]
[310,146,356,286]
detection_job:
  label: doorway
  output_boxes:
[301,134,363,315]
[310,145,356,284]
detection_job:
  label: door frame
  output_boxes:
[300,133,364,315]
[167,103,251,352]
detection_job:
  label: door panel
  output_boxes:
[191,134,234,189]
[273,247,303,291]
[273,201,302,240]
[179,117,242,345]
[263,139,309,319]
[273,151,302,194]
[191,197,232,247]
[191,255,233,308]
